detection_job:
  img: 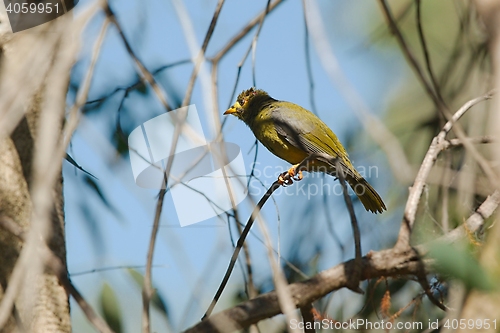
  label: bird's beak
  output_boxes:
[223,102,241,115]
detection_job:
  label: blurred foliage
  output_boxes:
[428,241,495,291]
[127,268,170,319]
[365,0,494,326]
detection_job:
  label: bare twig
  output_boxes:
[102,2,215,331]
[253,195,302,333]
[212,0,284,63]
[443,136,494,149]
[103,4,172,112]
[301,0,318,115]
[377,0,442,111]
[415,0,446,107]
[440,190,500,243]
[202,151,366,321]
[208,62,258,303]
[182,0,225,107]
[304,0,413,184]
[218,0,272,109]
[379,0,500,191]
[202,180,282,319]
[396,90,495,249]
[85,59,191,106]
[208,0,284,309]
[335,159,363,294]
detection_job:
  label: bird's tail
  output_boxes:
[346,174,386,214]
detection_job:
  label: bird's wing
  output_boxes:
[271,103,356,174]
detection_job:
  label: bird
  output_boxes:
[223,87,386,214]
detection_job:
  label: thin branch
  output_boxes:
[212,0,284,63]
[379,0,500,191]
[301,0,318,115]
[207,1,281,307]
[395,90,495,249]
[211,53,259,308]
[142,187,167,333]
[103,2,216,331]
[70,265,165,277]
[335,159,363,294]
[182,0,225,107]
[202,151,365,320]
[103,4,172,112]
[62,273,115,333]
[304,0,414,184]
[415,0,446,107]
[104,6,182,333]
[377,0,442,111]
[202,180,283,319]
[440,190,500,243]
[250,0,272,87]
[442,136,494,149]
[85,59,191,106]
[251,183,302,333]
[218,0,273,113]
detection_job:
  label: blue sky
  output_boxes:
[65,0,406,331]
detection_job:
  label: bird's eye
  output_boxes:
[237,97,246,106]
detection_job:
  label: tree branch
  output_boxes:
[184,185,500,333]
[185,247,422,333]
[395,90,495,249]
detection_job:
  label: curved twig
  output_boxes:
[396,90,495,249]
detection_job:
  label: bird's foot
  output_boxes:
[288,165,303,181]
[277,164,303,186]
[278,171,293,186]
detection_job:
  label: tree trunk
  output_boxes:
[0,14,71,333]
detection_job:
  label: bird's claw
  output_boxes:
[277,165,303,186]
[278,171,293,186]
[288,165,303,181]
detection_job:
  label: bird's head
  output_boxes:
[224,87,274,123]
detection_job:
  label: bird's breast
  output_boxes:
[250,112,308,165]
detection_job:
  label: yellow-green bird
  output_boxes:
[224,87,386,214]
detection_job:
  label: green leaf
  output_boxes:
[100,283,122,333]
[127,269,169,318]
[127,268,144,286]
[428,242,495,291]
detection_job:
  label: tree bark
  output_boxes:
[0,14,71,333]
